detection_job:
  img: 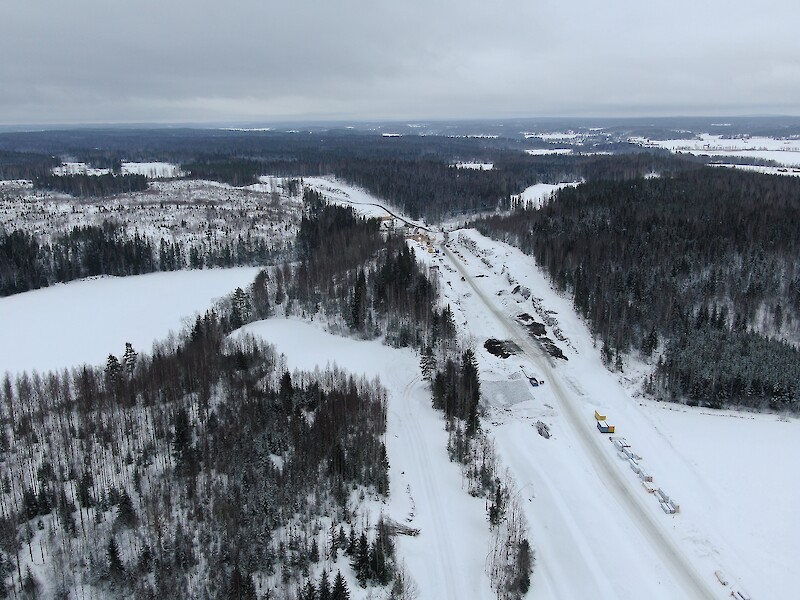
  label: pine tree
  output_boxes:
[300,580,318,600]
[461,349,481,436]
[370,519,394,585]
[115,490,137,529]
[123,342,137,376]
[352,532,370,587]
[318,569,331,600]
[108,536,125,579]
[332,570,350,599]
[488,482,505,526]
[105,354,122,384]
[350,268,367,331]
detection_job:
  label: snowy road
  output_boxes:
[441,242,720,600]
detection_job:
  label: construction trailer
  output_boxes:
[596,420,615,434]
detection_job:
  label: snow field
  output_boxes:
[120,161,184,178]
[512,182,580,209]
[0,267,263,375]
[50,161,183,178]
[640,133,800,167]
[301,176,428,229]
[452,162,494,170]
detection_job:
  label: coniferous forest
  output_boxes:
[478,168,800,410]
[0,224,283,297]
[33,174,149,198]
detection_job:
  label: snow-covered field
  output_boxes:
[301,176,428,229]
[711,162,800,177]
[640,133,800,167]
[512,182,579,209]
[524,148,573,156]
[120,161,184,178]
[0,267,262,375]
[425,228,796,599]
[52,162,111,176]
[452,162,494,170]
[523,132,580,141]
[50,161,183,178]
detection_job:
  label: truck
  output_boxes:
[594,410,606,421]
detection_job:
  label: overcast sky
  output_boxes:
[2,0,799,125]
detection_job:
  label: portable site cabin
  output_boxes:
[597,420,615,434]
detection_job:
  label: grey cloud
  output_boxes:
[1,0,798,124]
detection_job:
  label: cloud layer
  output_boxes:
[2,0,799,124]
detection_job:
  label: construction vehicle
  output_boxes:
[521,367,544,387]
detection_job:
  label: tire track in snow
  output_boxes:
[499,423,618,599]
[396,375,460,600]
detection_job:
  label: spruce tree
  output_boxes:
[108,536,125,579]
[332,570,350,599]
[318,569,331,600]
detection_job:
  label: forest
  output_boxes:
[0,305,390,597]
[0,224,282,297]
[0,128,701,221]
[0,186,533,598]
[478,168,800,410]
[33,174,148,197]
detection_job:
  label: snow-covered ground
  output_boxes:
[301,176,428,229]
[523,132,580,141]
[3,174,794,598]
[640,133,800,167]
[52,162,111,176]
[235,318,495,600]
[512,182,580,209]
[452,162,494,170]
[49,161,183,178]
[524,148,573,156]
[1,178,300,250]
[711,162,800,177]
[0,267,262,375]
[423,228,796,599]
[120,161,184,178]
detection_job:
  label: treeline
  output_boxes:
[33,173,149,197]
[0,302,393,597]
[478,168,800,410]
[267,152,699,222]
[2,128,703,222]
[0,150,58,180]
[181,158,264,186]
[0,224,283,297]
